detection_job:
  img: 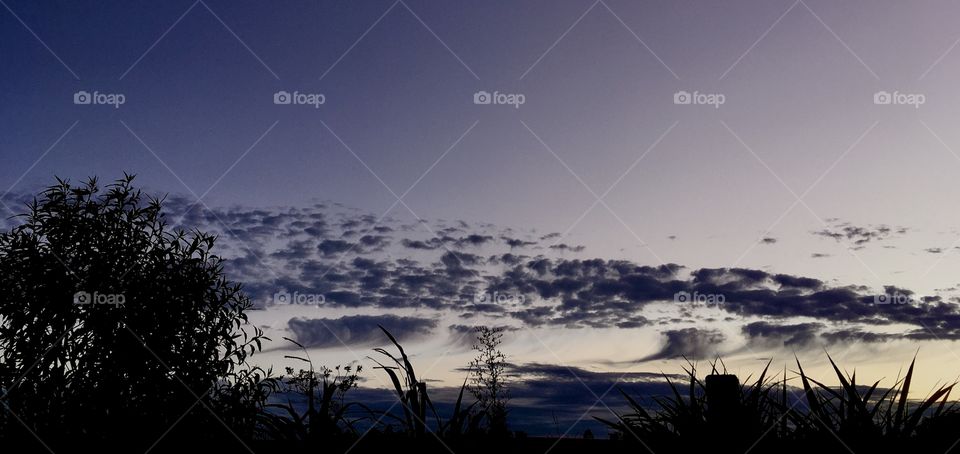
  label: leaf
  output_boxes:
[379,325,418,385]
[894,355,916,430]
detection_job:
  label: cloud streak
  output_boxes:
[287,315,438,349]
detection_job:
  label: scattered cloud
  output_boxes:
[549,243,586,253]
[502,236,538,248]
[29,195,950,345]
[813,221,907,249]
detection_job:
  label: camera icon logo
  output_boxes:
[473,91,492,105]
[673,291,690,303]
[73,91,92,105]
[874,292,912,305]
[73,291,91,305]
[273,91,292,105]
[474,291,488,303]
[874,91,892,105]
[273,291,291,304]
[673,91,692,105]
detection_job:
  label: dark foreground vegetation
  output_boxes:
[2,176,960,453]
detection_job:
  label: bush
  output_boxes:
[0,176,271,446]
[261,337,363,440]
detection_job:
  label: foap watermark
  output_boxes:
[674,291,725,306]
[873,90,925,109]
[274,90,326,108]
[474,291,525,304]
[73,90,126,108]
[273,290,326,306]
[73,291,125,307]
[473,90,525,109]
[874,292,915,305]
[674,90,725,109]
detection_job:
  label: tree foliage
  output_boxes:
[0,175,270,444]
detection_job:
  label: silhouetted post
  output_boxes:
[706,374,740,433]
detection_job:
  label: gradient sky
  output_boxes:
[6,0,960,435]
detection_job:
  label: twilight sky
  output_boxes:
[6,0,960,435]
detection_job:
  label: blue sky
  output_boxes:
[7,0,960,435]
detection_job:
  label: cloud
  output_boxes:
[511,363,683,384]
[813,221,907,249]
[447,324,520,349]
[401,239,439,250]
[772,274,823,290]
[358,234,390,251]
[641,328,725,361]
[742,321,824,348]
[820,329,897,344]
[502,236,537,248]
[287,315,437,348]
[318,239,355,256]
[138,196,960,341]
[549,243,586,252]
[456,234,494,247]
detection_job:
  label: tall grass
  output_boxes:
[370,325,481,439]
[790,354,955,441]
[600,354,959,451]
[260,337,364,440]
[598,359,785,446]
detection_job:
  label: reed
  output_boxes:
[599,354,958,451]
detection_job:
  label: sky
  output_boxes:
[6,0,960,435]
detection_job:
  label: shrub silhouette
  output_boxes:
[260,337,362,441]
[469,326,509,436]
[0,176,271,446]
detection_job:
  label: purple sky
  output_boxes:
[6,0,960,435]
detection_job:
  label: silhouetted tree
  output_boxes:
[0,175,272,446]
[469,326,509,436]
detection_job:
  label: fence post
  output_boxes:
[706,374,740,427]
